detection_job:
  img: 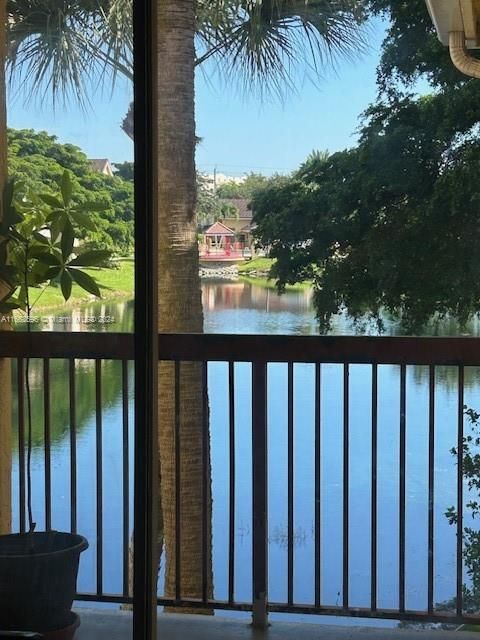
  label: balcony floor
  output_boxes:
[76,610,475,639]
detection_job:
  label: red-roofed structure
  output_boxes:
[200,221,248,261]
[204,221,235,237]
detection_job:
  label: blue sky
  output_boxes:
[7,18,386,177]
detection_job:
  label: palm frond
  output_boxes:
[197,0,369,99]
[7,0,132,108]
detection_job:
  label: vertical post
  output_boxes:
[456,366,464,617]
[133,0,158,636]
[252,361,268,629]
[0,0,11,536]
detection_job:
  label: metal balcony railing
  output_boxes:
[2,332,480,625]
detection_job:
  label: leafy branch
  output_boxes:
[0,169,111,533]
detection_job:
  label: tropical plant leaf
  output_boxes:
[60,270,73,301]
[61,219,74,260]
[39,193,64,209]
[32,231,51,245]
[0,300,22,312]
[70,268,101,297]
[37,252,61,266]
[28,261,50,286]
[61,170,73,207]
[50,216,65,243]
[45,265,61,280]
[69,250,111,267]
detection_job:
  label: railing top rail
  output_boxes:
[2,331,480,365]
[0,332,134,360]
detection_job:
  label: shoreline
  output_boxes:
[17,257,310,314]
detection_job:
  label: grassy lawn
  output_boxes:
[237,257,275,274]
[238,257,311,291]
[28,258,134,310]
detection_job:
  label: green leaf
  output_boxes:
[61,170,73,207]
[60,270,72,301]
[37,253,61,266]
[50,216,65,243]
[28,262,50,286]
[1,178,19,228]
[69,250,111,267]
[0,300,22,312]
[61,219,74,260]
[69,268,101,297]
[16,285,27,308]
[70,210,97,231]
[39,194,64,209]
[32,231,51,245]
[45,265,61,280]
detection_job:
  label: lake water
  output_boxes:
[11,279,480,626]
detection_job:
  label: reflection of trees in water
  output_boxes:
[410,365,480,393]
[11,358,129,449]
[201,280,313,313]
[14,299,134,333]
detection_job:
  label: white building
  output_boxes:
[201,172,246,192]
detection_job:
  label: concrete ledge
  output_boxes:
[76,609,476,639]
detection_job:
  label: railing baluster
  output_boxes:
[287,362,294,606]
[428,365,435,614]
[17,358,25,534]
[457,365,464,617]
[399,364,406,614]
[202,361,209,605]
[371,364,378,612]
[343,363,349,610]
[96,359,103,596]
[314,362,321,609]
[122,360,130,598]
[252,361,268,629]
[174,361,182,602]
[69,359,77,534]
[43,358,51,531]
[228,361,236,606]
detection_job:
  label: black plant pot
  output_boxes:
[0,531,88,633]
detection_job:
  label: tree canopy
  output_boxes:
[8,129,134,254]
[252,2,480,331]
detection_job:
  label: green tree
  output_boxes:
[8,129,134,254]
[216,172,268,199]
[253,91,480,331]
[251,3,480,332]
[113,161,134,182]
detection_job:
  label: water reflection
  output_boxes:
[12,359,131,450]
[14,279,480,337]
[9,279,480,614]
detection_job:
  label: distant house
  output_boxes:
[89,158,114,177]
[220,198,255,248]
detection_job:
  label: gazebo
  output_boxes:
[203,220,236,254]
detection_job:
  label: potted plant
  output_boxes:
[0,172,110,638]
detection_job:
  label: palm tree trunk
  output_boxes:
[157,0,212,610]
[0,0,12,535]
